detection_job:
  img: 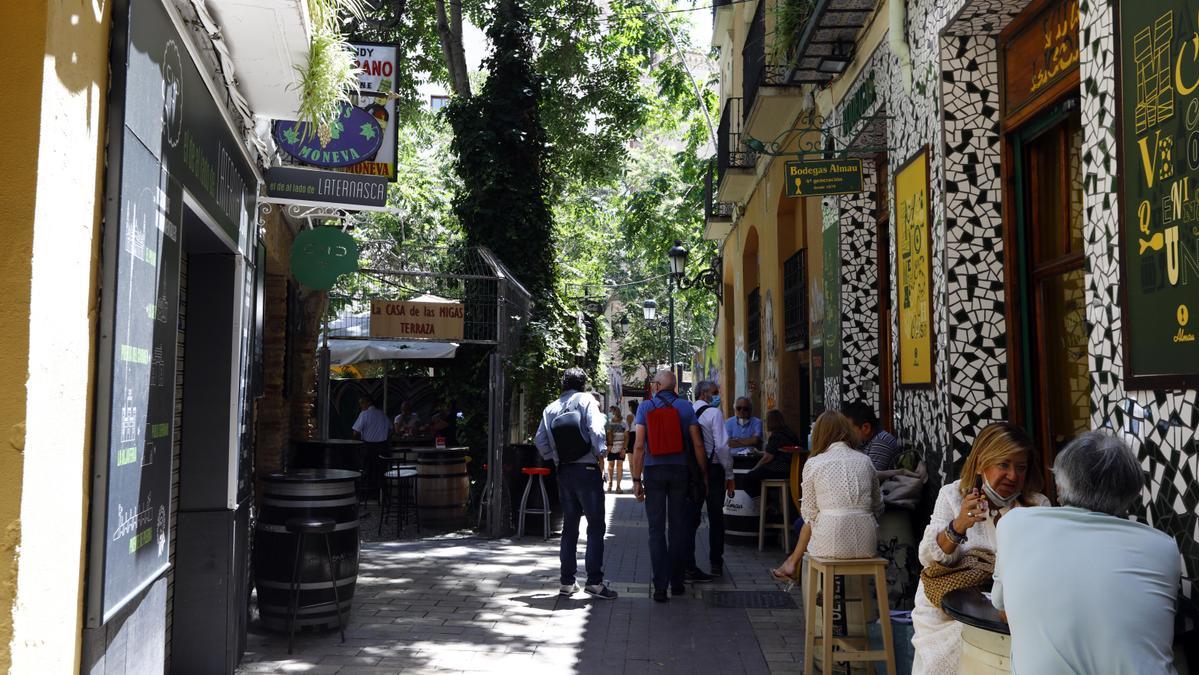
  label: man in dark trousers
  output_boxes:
[534,368,617,599]
[630,370,707,602]
[687,380,736,579]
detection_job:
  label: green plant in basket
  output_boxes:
[295,0,365,140]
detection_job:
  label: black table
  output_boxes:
[292,438,366,471]
[942,587,1009,635]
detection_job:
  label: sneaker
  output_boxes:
[652,588,668,603]
[559,582,581,596]
[686,568,715,583]
[710,563,724,577]
[671,584,687,596]
[584,583,618,600]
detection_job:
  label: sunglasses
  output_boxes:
[735,406,750,411]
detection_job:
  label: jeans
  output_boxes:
[687,464,726,570]
[557,462,606,586]
[643,463,689,591]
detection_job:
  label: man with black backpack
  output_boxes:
[534,368,617,600]
[687,380,736,579]
[630,370,707,602]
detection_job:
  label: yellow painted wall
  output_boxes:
[1,0,110,669]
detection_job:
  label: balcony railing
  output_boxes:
[742,0,812,119]
[717,97,756,186]
[705,159,734,220]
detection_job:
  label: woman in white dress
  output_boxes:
[910,422,1050,675]
[769,410,882,582]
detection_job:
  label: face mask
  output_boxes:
[982,476,1019,510]
[737,417,750,427]
[711,395,722,408]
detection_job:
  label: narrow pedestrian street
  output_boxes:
[239,486,806,674]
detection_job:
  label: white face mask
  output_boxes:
[982,475,1020,510]
[737,417,750,427]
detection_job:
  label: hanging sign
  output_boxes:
[345,42,399,180]
[273,104,385,168]
[290,227,359,290]
[1116,1,1199,386]
[1004,0,1080,115]
[894,148,933,386]
[370,299,465,340]
[265,166,388,209]
[785,159,863,197]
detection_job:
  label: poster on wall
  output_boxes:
[894,148,933,386]
[1116,3,1199,387]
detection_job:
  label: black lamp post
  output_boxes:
[664,240,722,380]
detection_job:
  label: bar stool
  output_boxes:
[802,556,896,675]
[758,478,791,552]
[285,516,346,655]
[517,467,552,540]
[378,454,419,538]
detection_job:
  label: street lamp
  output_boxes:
[619,314,629,332]
[642,299,657,321]
[663,239,723,378]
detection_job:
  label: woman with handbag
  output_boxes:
[910,422,1049,675]
[768,410,882,583]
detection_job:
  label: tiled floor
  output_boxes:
[238,479,806,674]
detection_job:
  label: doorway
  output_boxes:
[1010,98,1090,479]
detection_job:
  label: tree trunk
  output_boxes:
[435,0,471,98]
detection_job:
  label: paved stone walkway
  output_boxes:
[239,482,806,674]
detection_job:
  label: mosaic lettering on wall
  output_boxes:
[1081,0,1198,599]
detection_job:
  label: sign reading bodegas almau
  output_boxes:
[266,166,388,209]
[785,159,863,197]
[1117,0,1199,385]
[370,299,465,340]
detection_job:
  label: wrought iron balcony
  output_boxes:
[715,97,757,205]
[705,160,734,220]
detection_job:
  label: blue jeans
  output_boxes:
[643,463,689,591]
[557,462,606,586]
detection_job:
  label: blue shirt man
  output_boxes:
[630,371,706,602]
[725,397,763,453]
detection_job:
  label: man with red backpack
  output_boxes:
[630,370,707,602]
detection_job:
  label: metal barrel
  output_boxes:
[253,470,360,631]
[723,466,762,543]
[416,447,469,528]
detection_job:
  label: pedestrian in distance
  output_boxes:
[630,370,707,602]
[533,368,617,600]
[605,405,627,493]
[687,380,735,580]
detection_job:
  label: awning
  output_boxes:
[328,338,458,364]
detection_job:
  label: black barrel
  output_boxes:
[292,438,365,471]
[254,470,360,631]
[415,447,470,528]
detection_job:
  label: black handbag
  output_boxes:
[684,436,707,505]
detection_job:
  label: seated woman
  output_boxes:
[744,409,803,498]
[769,410,881,582]
[910,422,1049,675]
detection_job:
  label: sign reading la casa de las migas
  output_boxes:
[370,299,465,340]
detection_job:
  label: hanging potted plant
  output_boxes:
[295,0,365,142]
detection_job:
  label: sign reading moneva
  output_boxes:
[370,300,465,340]
[785,159,863,197]
[265,167,388,209]
[1117,0,1199,386]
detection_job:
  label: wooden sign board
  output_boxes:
[894,148,934,386]
[1004,0,1080,117]
[1116,0,1199,387]
[370,299,464,340]
[785,159,864,197]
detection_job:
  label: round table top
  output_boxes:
[295,438,364,446]
[384,468,418,479]
[263,469,362,483]
[406,446,470,453]
[942,587,1009,635]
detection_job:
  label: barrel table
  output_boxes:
[254,469,361,632]
[943,588,1012,674]
[724,453,764,544]
[411,447,470,529]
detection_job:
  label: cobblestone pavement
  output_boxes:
[239,478,806,674]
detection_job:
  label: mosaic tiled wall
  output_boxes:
[837,161,881,413]
[1079,0,1199,597]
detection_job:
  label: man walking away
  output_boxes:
[631,370,707,602]
[688,380,736,579]
[534,368,617,600]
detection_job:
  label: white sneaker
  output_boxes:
[559,582,581,596]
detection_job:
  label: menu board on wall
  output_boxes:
[894,148,933,386]
[1117,2,1199,387]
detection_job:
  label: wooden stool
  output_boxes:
[803,556,896,675]
[758,478,791,552]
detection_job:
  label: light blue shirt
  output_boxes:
[725,416,763,452]
[351,406,391,442]
[992,506,1181,675]
[534,390,607,464]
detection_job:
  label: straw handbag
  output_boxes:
[919,548,995,610]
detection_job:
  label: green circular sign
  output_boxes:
[290,227,359,290]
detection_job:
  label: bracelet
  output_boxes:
[632,478,642,483]
[944,522,967,545]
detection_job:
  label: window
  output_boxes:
[430,95,450,112]
[783,251,807,349]
[747,287,761,360]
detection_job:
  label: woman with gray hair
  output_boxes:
[991,431,1181,674]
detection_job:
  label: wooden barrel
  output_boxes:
[415,447,469,528]
[254,469,360,631]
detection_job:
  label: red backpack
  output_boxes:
[645,395,684,456]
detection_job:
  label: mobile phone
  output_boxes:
[973,475,982,493]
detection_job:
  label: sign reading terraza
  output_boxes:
[370,300,465,340]
[785,159,863,197]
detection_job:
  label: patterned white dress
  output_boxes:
[801,442,883,558]
[910,480,1050,675]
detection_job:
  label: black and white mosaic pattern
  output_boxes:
[837,161,881,413]
[1079,0,1199,597]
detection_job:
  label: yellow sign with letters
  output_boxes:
[894,149,933,386]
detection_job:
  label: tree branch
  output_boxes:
[434,0,471,97]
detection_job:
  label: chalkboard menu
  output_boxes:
[1118,1,1199,387]
[91,0,257,625]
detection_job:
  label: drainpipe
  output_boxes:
[889,0,913,93]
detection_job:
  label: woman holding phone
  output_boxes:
[910,422,1049,675]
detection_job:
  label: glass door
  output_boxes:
[1012,99,1091,481]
